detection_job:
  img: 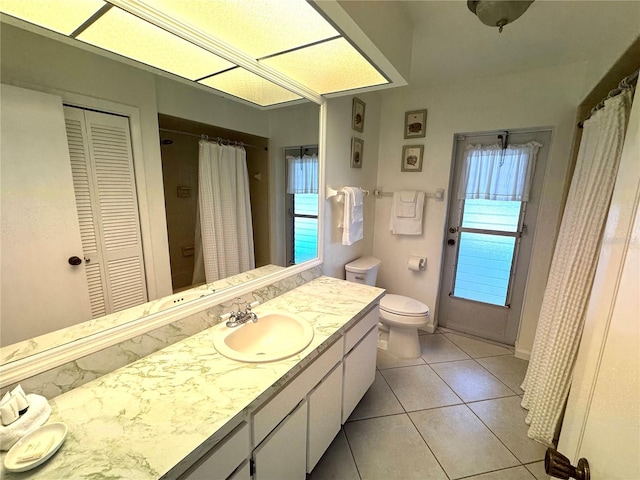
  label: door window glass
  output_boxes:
[454,199,522,306]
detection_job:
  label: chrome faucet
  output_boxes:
[221,301,260,328]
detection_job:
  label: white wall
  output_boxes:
[322,93,381,278]
[371,62,588,356]
[267,103,321,265]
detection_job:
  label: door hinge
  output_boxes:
[250,458,255,476]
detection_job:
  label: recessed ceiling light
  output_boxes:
[199,68,302,107]
[77,7,235,81]
[150,0,339,58]
[0,0,105,35]
[261,38,388,94]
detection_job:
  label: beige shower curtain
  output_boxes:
[521,88,635,446]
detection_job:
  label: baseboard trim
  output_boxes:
[515,346,531,360]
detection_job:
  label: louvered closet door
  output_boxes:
[64,107,147,317]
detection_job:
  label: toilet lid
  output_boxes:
[380,294,429,316]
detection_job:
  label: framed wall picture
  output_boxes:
[404,109,427,139]
[352,98,366,132]
[401,145,424,172]
[351,137,364,168]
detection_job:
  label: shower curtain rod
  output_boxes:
[579,68,638,127]
[158,127,264,150]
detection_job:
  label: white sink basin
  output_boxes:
[213,313,314,363]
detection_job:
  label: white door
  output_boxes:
[1,84,92,345]
[64,106,148,317]
[555,92,640,479]
[438,129,551,345]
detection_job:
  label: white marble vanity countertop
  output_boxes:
[2,277,384,479]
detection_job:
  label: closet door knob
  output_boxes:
[68,256,83,266]
[545,448,590,480]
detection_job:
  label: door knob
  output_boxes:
[447,239,456,246]
[68,256,83,266]
[545,448,590,480]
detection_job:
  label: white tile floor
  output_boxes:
[310,329,549,480]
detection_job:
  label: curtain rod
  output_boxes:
[579,68,639,128]
[158,127,265,150]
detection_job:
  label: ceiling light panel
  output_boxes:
[77,7,235,81]
[199,68,302,107]
[261,38,388,94]
[0,0,105,35]
[149,0,339,59]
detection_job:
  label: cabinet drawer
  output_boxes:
[252,337,343,445]
[344,305,379,354]
[181,422,249,480]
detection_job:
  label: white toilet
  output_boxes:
[345,256,430,359]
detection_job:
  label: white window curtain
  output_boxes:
[192,141,255,284]
[521,88,634,446]
[457,141,542,201]
[286,154,318,194]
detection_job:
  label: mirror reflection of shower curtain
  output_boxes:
[192,141,255,284]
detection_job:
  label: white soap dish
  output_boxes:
[4,422,67,472]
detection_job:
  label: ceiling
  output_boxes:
[400,1,640,88]
[0,0,389,107]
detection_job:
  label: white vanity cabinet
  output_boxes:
[179,422,250,480]
[307,363,343,472]
[252,400,308,480]
[342,306,379,423]
[251,305,380,478]
[183,303,380,480]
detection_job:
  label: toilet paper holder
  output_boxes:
[408,256,427,271]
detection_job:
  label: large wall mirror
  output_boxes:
[0,17,322,367]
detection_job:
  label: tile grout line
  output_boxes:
[405,412,452,480]
[465,399,530,468]
[340,426,364,480]
[470,356,521,396]
[454,464,537,480]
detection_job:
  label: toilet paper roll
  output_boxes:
[408,256,426,271]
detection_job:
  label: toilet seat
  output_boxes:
[379,294,430,329]
[380,310,428,328]
[380,294,429,316]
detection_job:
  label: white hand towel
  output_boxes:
[395,190,418,218]
[342,187,364,245]
[0,394,51,451]
[351,187,364,223]
[389,191,425,235]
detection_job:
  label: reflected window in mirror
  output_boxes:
[285,146,319,265]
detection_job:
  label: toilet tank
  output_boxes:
[345,256,381,286]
